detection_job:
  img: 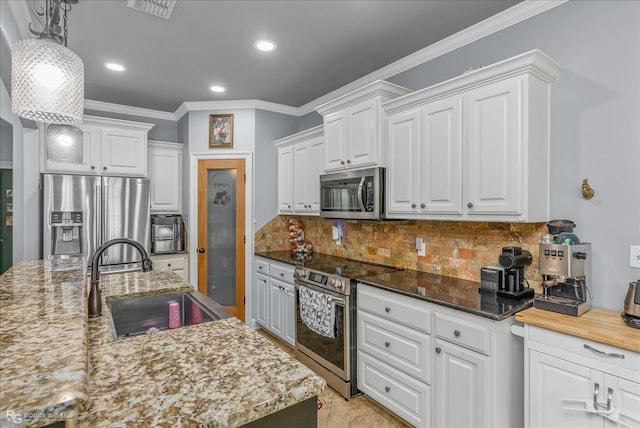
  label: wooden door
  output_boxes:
[197,159,246,320]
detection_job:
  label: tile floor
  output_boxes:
[258,329,409,428]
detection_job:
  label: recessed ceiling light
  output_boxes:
[104,62,126,72]
[210,85,226,93]
[254,40,277,52]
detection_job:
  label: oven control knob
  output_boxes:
[296,268,306,278]
[328,278,335,287]
[335,280,344,290]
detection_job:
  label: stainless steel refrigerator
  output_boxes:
[42,174,150,270]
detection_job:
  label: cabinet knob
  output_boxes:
[167,263,171,267]
[287,204,291,209]
[435,347,442,354]
[454,330,461,337]
[467,202,474,208]
[346,159,351,164]
[90,165,96,170]
[385,386,390,393]
[340,160,345,165]
[385,307,391,313]
[280,273,284,277]
[197,248,205,254]
[411,203,416,209]
[103,166,107,171]
[420,203,426,209]
[384,341,390,348]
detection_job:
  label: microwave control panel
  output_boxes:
[365,181,374,212]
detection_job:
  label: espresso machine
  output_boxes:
[534,242,592,316]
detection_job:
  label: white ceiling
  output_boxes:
[11,0,523,114]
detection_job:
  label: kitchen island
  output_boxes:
[0,260,324,427]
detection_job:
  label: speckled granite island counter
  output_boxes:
[0,260,325,427]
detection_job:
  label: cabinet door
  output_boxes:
[605,375,640,428]
[420,97,463,214]
[44,124,100,174]
[305,137,324,214]
[269,279,284,337]
[292,143,309,213]
[529,351,601,428]
[386,109,420,214]
[100,128,147,176]
[324,110,348,171]
[464,78,522,216]
[277,146,294,213]
[348,98,378,168]
[433,338,489,428]
[282,282,296,346]
[255,273,269,327]
[148,145,181,213]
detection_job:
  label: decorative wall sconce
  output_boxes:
[582,178,595,200]
[11,0,84,125]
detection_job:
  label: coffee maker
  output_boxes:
[534,242,592,316]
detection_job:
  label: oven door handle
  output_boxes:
[357,177,366,212]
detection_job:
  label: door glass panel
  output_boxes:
[207,169,236,305]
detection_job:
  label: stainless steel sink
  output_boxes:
[108,290,232,339]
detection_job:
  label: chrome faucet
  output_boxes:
[88,238,153,318]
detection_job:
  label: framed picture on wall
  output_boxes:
[209,114,234,148]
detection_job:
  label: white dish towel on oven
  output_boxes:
[298,285,336,339]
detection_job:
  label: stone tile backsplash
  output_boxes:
[255,216,548,291]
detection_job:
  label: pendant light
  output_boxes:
[11,0,84,125]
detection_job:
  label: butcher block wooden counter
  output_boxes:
[516,307,640,353]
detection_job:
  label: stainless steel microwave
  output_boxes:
[320,167,385,220]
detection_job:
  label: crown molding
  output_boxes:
[298,0,569,116]
[274,124,323,147]
[174,99,299,120]
[84,99,176,121]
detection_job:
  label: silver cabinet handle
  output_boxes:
[593,383,599,410]
[384,341,390,348]
[454,330,461,337]
[584,344,625,359]
[435,347,442,354]
[385,386,390,393]
[384,307,391,313]
[606,388,613,411]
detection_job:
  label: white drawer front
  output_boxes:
[358,351,430,427]
[529,326,640,376]
[358,283,431,334]
[256,259,269,275]
[152,256,185,271]
[359,311,431,384]
[434,311,491,355]
[270,262,294,283]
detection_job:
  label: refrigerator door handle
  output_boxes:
[101,179,109,265]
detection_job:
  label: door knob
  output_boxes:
[420,203,426,209]
[411,203,416,208]
[435,347,442,353]
[197,248,205,254]
[467,202,474,208]
[384,341,390,348]
[454,330,461,337]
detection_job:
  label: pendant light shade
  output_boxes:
[47,124,83,163]
[11,38,84,125]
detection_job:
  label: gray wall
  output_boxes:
[384,1,640,311]
[254,109,299,230]
[0,120,12,163]
[297,111,322,131]
[84,109,178,142]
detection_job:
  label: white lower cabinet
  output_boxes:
[254,256,295,346]
[357,283,522,427]
[150,253,189,282]
[525,326,640,428]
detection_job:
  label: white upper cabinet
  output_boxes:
[40,115,154,177]
[275,125,323,216]
[316,80,411,172]
[383,49,561,222]
[148,141,183,213]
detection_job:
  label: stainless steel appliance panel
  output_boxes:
[101,176,150,266]
[43,174,101,263]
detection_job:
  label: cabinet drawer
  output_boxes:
[434,312,491,355]
[529,325,640,376]
[152,256,186,271]
[358,311,431,384]
[358,351,430,427]
[358,283,431,334]
[256,259,270,275]
[270,262,294,283]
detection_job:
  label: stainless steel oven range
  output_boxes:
[293,257,400,399]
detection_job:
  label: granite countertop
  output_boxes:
[1,259,325,427]
[256,251,531,320]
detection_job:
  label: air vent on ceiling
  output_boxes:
[127,0,177,20]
